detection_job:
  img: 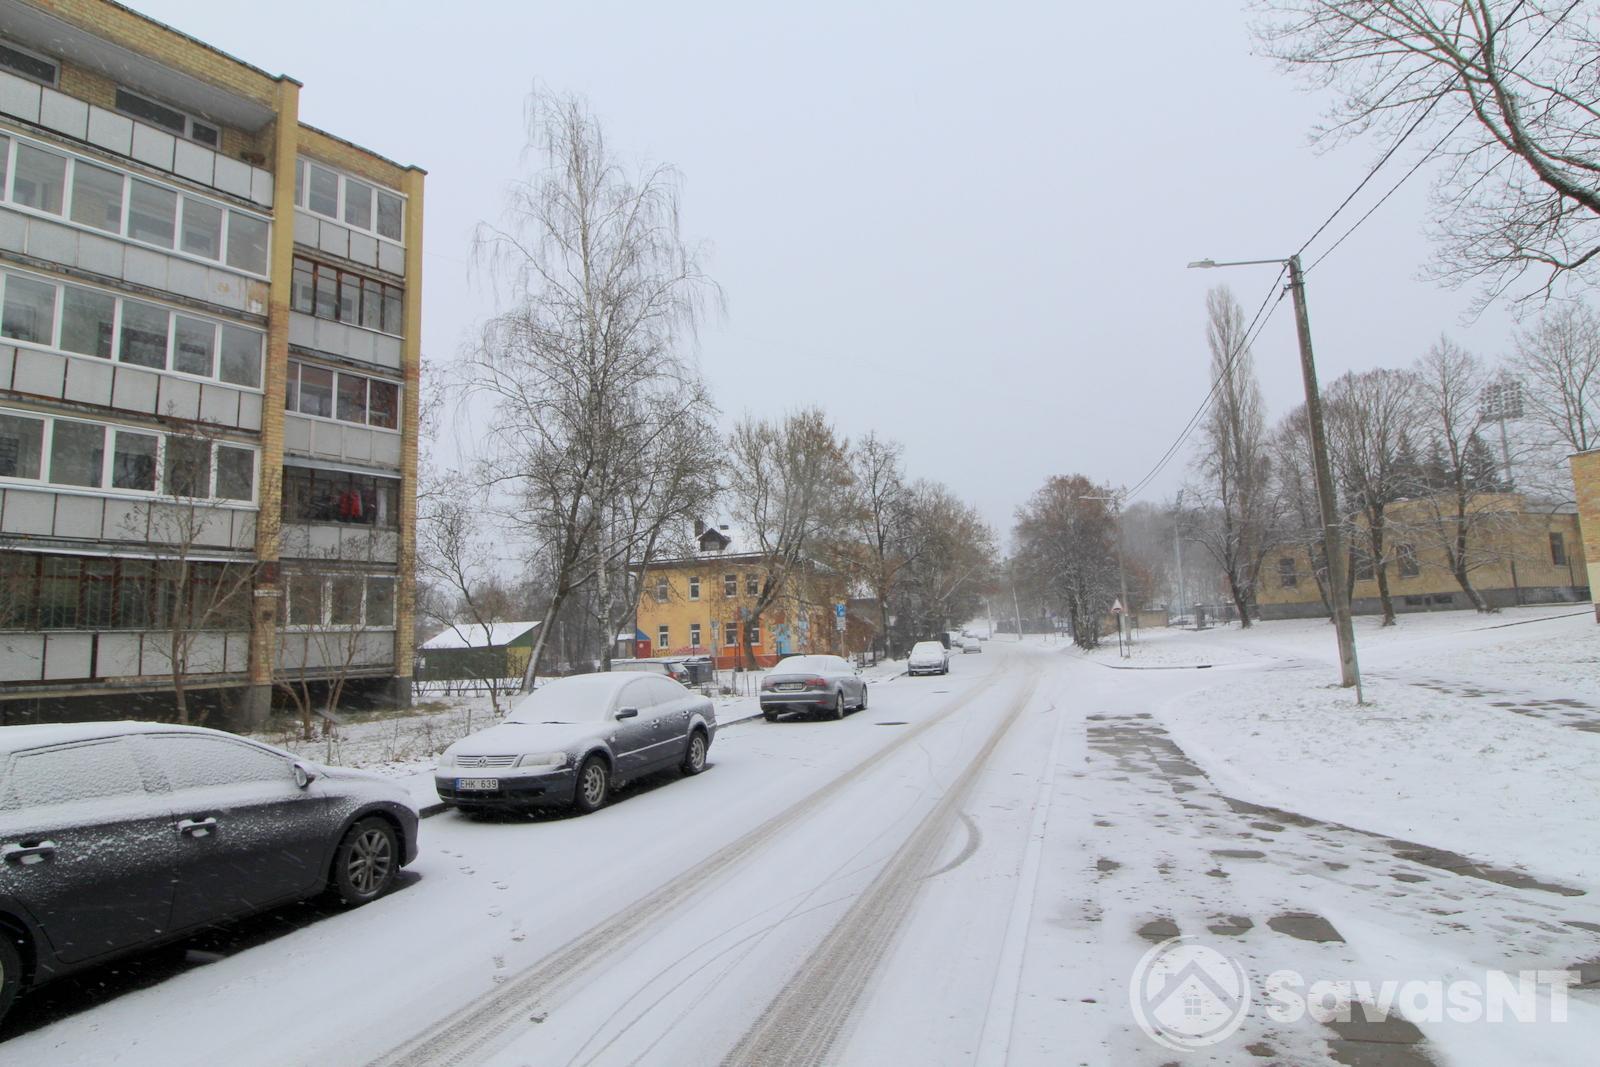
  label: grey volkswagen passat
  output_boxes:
[759,654,868,721]
[435,672,717,814]
[0,721,418,1029]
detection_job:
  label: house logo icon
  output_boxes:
[1129,936,1251,1050]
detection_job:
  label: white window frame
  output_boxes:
[0,132,271,278]
[687,575,700,601]
[0,267,265,391]
[295,157,406,245]
[0,405,259,506]
[656,625,669,649]
[283,360,403,433]
[283,572,396,631]
[689,623,701,648]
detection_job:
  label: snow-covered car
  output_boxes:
[961,636,982,654]
[907,641,950,675]
[0,722,418,1028]
[759,654,868,721]
[609,658,687,682]
[436,673,715,813]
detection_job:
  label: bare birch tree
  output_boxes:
[1190,286,1280,627]
[1270,405,1335,616]
[847,433,913,657]
[725,408,853,669]
[1405,336,1506,610]
[1326,368,1421,625]
[1013,475,1119,650]
[465,93,720,691]
[1253,1,1600,306]
[1512,301,1600,469]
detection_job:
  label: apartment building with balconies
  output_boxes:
[0,0,422,726]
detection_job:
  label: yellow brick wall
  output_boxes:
[53,58,264,160]
[298,125,410,191]
[392,166,425,683]
[31,0,279,104]
[1572,450,1600,613]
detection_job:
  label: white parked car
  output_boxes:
[436,673,716,814]
[907,641,950,676]
[961,636,982,654]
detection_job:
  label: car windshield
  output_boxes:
[774,656,835,675]
[911,643,943,656]
[506,680,625,723]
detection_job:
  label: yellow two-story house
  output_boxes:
[634,524,846,668]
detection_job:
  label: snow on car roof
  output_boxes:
[506,671,642,722]
[0,721,220,755]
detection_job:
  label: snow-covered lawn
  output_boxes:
[1080,606,1600,888]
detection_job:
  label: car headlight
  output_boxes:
[518,752,570,770]
[437,752,455,768]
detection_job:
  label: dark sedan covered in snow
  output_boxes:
[0,722,418,1028]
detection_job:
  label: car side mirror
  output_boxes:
[615,707,639,720]
[292,762,316,789]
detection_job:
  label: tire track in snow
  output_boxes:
[720,670,1044,1067]
[368,666,1037,1067]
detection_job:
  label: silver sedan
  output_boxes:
[436,672,716,813]
[759,654,868,722]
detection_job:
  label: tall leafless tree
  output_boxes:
[1405,336,1507,610]
[1013,475,1120,650]
[1269,405,1335,617]
[1190,286,1280,627]
[725,408,854,669]
[1254,1,1600,307]
[1511,301,1600,482]
[464,93,721,690]
[846,433,914,657]
[1326,368,1421,624]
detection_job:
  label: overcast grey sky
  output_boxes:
[140,0,1519,538]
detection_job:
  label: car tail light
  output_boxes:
[804,677,826,688]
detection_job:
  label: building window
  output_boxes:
[688,576,700,601]
[725,623,739,647]
[0,408,254,502]
[285,362,401,430]
[689,623,701,648]
[1353,552,1376,582]
[1397,543,1420,578]
[746,622,760,647]
[12,144,65,214]
[0,40,58,86]
[114,88,218,147]
[1551,532,1567,566]
[723,573,737,597]
[281,466,399,527]
[654,577,668,603]
[291,257,405,335]
[657,625,669,650]
[0,134,270,274]
[0,269,262,387]
[295,159,405,243]
[0,552,250,632]
[746,574,760,596]
[0,412,44,479]
[283,571,394,629]
[1277,557,1297,588]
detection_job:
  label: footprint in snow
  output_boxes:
[494,881,509,890]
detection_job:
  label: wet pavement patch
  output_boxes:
[1267,912,1345,943]
[1136,917,1181,942]
[1095,858,1121,873]
[1212,848,1265,860]
[872,721,908,726]
[1205,915,1254,936]
[1245,1043,1276,1058]
[1325,1002,1437,1066]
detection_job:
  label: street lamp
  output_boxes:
[1188,253,1363,699]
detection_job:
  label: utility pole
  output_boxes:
[1172,491,1188,621]
[1190,254,1362,698]
[1009,560,1023,641]
[1287,255,1362,698]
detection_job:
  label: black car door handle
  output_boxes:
[177,817,219,838]
[2,841,58,865]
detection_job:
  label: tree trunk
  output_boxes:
[519,592,566,693]
[1225,571,1251,629]
[1368,513,1395,626]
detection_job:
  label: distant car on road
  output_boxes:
[437,672,715,813]
[908,641,950,675]
[760,655,868,721]
[0,722,418,1028]
[960,636,982,654]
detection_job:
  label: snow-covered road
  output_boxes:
[5,620,1596,1066]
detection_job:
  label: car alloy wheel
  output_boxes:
[681,730,708,775]
[859,685,869,710]
[0,933,19,1028]
[831,692,845,720]
[333,817,398,905]
[574,756,610,813]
